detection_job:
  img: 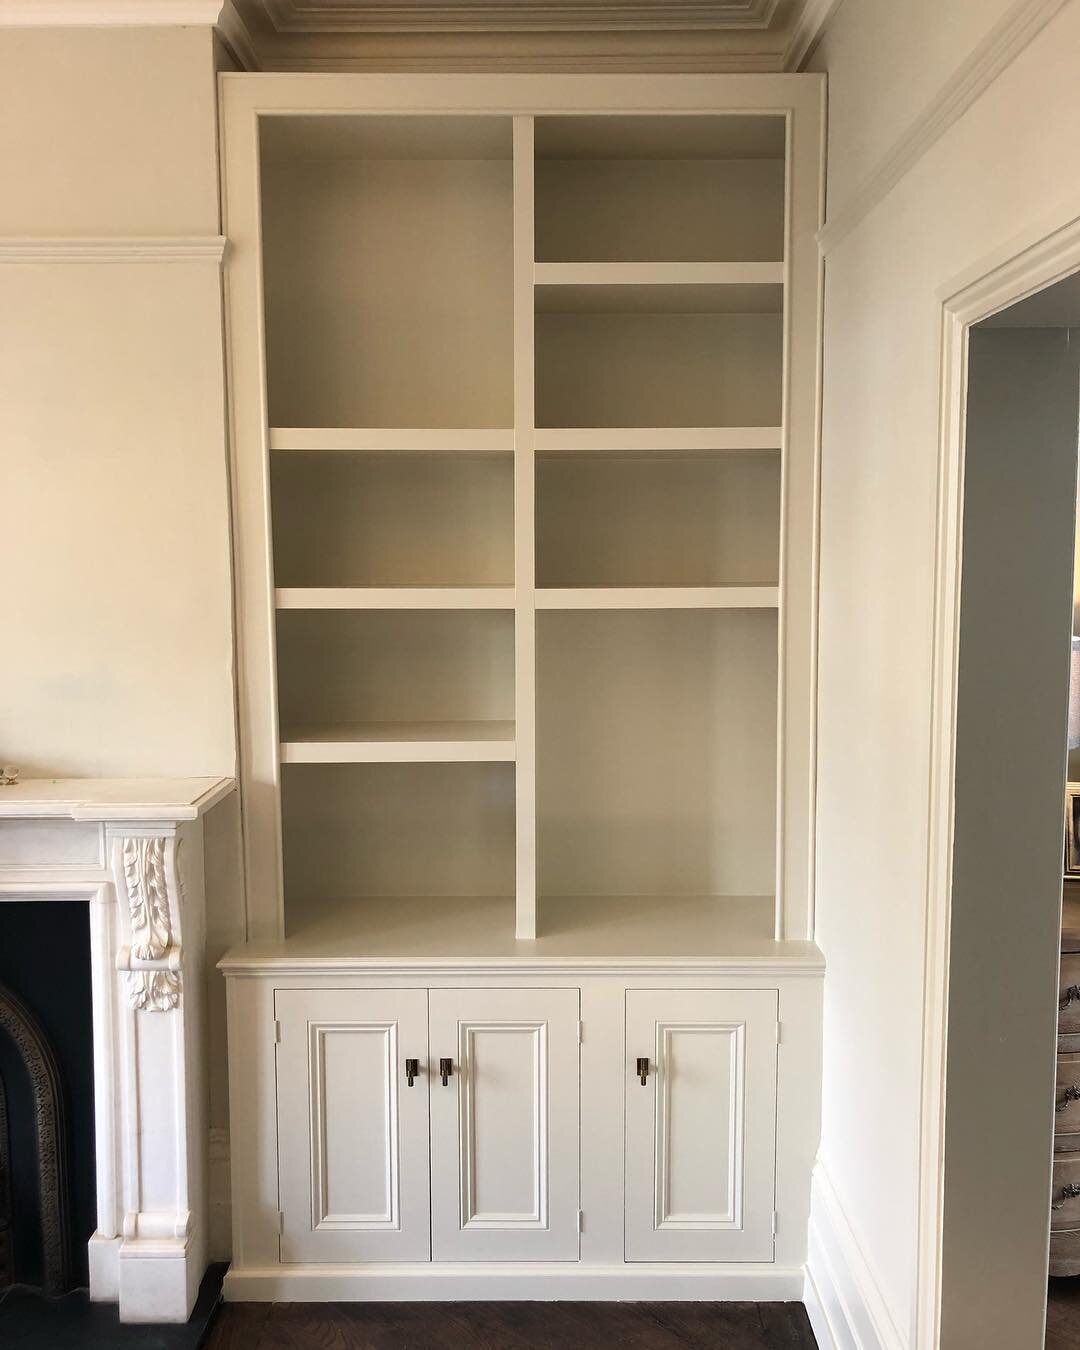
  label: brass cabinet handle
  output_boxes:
[1057,1084,1080,1112]
[1061,985,1080,1012]
[440,1057,453,1087]
[636,1057,650,1087]
[1053,1182,1080,1210]
[405,1058,418,1088]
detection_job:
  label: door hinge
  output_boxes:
[771,1210,778,1237]
[775,1021,782,1045]
[273,1019,282,1046]
[277,1210,285,1236]
[577,1209,584,1234]
[577,1020,584,1044]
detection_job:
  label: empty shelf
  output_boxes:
[269,428,515,454]
[280,721,516,764]
[275,588,516,610]
[535,587,779,610]
[535,263,783,315]
[534,427,783,455]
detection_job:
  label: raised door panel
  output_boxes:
[429,988,580,1261]
[625,988,777,1262]
[275,988,430,1262]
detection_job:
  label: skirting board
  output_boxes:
[224,1264,806,1302]
[803,1164,908,1350]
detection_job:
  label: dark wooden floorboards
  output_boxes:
[204,1301,819,1350]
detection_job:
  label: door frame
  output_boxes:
[917,210,1080,1349]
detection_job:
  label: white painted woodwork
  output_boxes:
[535,587,779,608]
[534,427,783,454]
[429,988,580,1260]
[219,72,824,1300]
[275,988,431,1262]
[269,428,514,454]
[274,588,516,610]
[625,989,777,1262]
[279,721,515,764]
[0,779,234,1322]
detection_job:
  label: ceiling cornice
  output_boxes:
[259,0,781,34]
[0,0,839,74]
[0,0,226,22]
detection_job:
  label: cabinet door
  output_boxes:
[429,988,580,1261]
[275,988,430,1263]
[625,988,778,1262]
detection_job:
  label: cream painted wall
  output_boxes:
[812,0,1025,210]
[0,27,243,1249]
[810,1,1080,1343]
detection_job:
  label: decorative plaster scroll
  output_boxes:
[118,836,184,1011]
[126,969,182,1013]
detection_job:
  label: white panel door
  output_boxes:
[625,988,778,1262]
[429,988,580,1261]
[275,988,430,1262]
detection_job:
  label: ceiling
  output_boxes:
[221,0,839,71]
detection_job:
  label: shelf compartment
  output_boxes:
[280,721,516,764]
[281,762,516,912]
[534,263,783,316]
[535,587,778,609]
[537,608,778,901]
[534,427,783,456]
[271,451,513,588]
[535,311,783,428]
[277,608,514,734]
[270,428,515,455]
[537,452,780,588]
[261,116,513,429]
[535,115,785,265]
[276,588,516,610]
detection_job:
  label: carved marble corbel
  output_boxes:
[114,834,184,1011]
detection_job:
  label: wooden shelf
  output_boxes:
[535,263,783,315]
[280,721,515,764]
[220,894,822,970]
[535,587,779,610]
[534,427,783,455]
[275,588,516,610]
[269,428,515,454]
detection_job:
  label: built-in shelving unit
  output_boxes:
[225,83,821,951]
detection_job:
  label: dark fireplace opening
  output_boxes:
[0,902,95,1292]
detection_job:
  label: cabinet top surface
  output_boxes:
[220,894,824,976]
[0,777,236,822]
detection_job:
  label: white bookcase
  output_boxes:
[220,73,825,1303]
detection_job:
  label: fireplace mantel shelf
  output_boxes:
[0,776,235,821]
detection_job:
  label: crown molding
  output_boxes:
[258,0,780,35]
[218,0,260,65]
[0,0,226,22]
[818,0,1069,255]
[0,236,227,263]
[782,0,842,70]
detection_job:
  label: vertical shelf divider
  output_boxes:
[513,114,537,939]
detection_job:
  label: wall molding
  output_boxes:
[0,0,225,22]
[818,0,1070,255]
[804,1162,908,1350]
[0,236,227,264]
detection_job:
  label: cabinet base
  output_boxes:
[223,1262,805,1302]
